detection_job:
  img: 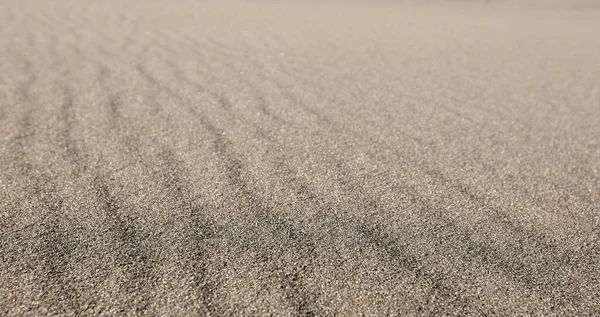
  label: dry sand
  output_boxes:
[1,0,599,315]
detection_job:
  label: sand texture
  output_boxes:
[1,0,599,315]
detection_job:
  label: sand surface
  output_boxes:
[1,0,599,315]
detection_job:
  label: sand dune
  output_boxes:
[1,0,599,315]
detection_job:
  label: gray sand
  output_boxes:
[1,0,599,315]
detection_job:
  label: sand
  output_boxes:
[1,0,599,315]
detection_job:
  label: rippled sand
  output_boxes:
[1,1,599,315]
